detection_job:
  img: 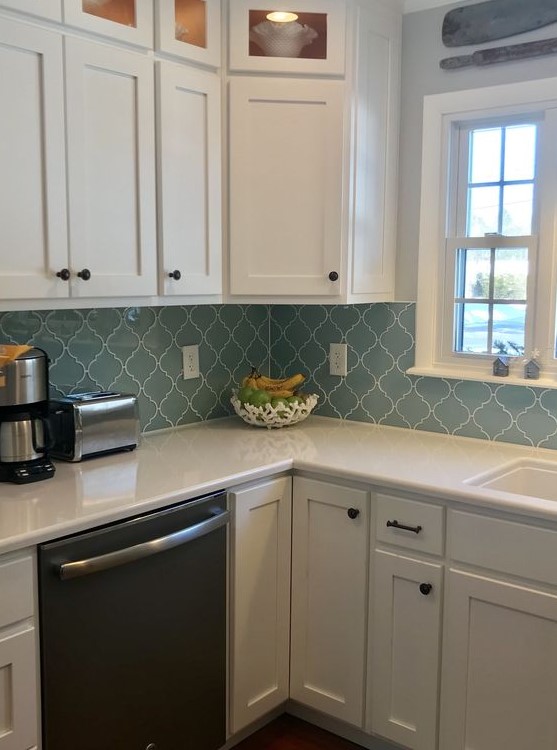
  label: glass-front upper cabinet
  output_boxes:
[63,0,153,47]
[229,0,345,75]
[156,0,221,68]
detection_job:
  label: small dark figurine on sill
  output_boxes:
[524,351,541,380]
[493,356,510,377]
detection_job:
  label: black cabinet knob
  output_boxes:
[328,271,339,282]
[77,268,91,281]
[347,508,360,520]
[56,268,70,281]
[419,583,433,596]
[168,270,182,281]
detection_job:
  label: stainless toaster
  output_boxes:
[49,392,140,462]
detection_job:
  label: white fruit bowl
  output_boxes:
[230,393,318,429]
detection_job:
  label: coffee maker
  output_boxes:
[0,347,55,483]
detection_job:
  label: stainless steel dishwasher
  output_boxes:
[38,491,229,750]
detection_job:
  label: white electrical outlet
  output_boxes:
[182,345,200,380]
[329,343,348,376]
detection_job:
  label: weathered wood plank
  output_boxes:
[443,0,557,48]
[440,35,557,69]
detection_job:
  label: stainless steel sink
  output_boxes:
[465,458,557,501]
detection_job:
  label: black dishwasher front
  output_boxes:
[38,492,228,750]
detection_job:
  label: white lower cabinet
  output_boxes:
[0,551,38,750]
[290,477,369,727]
[370,550,442,750]
[440,569,557,750]
[229,477,292,734]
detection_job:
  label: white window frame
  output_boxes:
[411,77,557,387]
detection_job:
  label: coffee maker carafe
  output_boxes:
[0,347,55,483]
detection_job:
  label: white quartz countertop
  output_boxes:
[2,416,557,555]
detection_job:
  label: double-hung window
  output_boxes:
[413,79,557,385]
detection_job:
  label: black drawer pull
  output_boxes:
[419,583,433,596]
[386,519,422,534]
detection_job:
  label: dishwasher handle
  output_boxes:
[58,508,230,581]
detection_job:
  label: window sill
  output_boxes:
[406,366,557,390]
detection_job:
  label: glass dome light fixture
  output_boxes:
[266,11,299,23]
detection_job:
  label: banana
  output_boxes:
[256,373,305,392]
[241,368,306,394]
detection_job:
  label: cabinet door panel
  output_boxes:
[65,38,157,297]
[0,20,68,300]
[440,569,557,750]
[229,78,345,297]
[156,0,221,67]
[157,62,222,296]
[230,478,292,733]
[291,477,368,727]
[0,628,38,750]
[370,550,442,750]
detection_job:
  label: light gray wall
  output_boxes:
[395,2,557,301]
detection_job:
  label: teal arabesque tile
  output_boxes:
[2,302,557,448]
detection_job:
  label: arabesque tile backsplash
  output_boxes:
[2,303,557,449]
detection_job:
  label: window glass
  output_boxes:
[470,128,501,184]
[502,183,534,235]
[504,124,537,181]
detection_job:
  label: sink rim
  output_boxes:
[465,457,557,496]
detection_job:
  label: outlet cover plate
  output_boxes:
[330,343,347,377]
[182,345,200,380]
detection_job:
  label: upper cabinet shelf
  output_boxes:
[63,0,153,47]
[157,0,221,68]
[228,0,346,76]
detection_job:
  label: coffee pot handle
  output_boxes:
[32,417,53,454]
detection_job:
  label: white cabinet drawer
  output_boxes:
[0,554,34,629]
[448,510,557,587]
[375,494,444,556]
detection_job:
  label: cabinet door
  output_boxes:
[156,0,221,68]
[370,550,442,750]
[290,477,368,727]
[230,477,292,733]
[349,0,399,301]
[0,19,68,300]
[63,0,153,47]
[0,627,38,750]
[0,0,61,21]
[229,77,345,297]
[65,37,157,297]
[157,62,222,296]
[440,569,557,750]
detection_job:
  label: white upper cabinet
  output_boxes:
[348,0,400,301]
[0,19,68,300]
[65,37,157,297]
[63,0,153,47]
[0,0,61,21]
[229,77,345,298]
[157,62,222,296]
[156,0,221,68]
[227,0,401,303]
[228,0,346,76]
